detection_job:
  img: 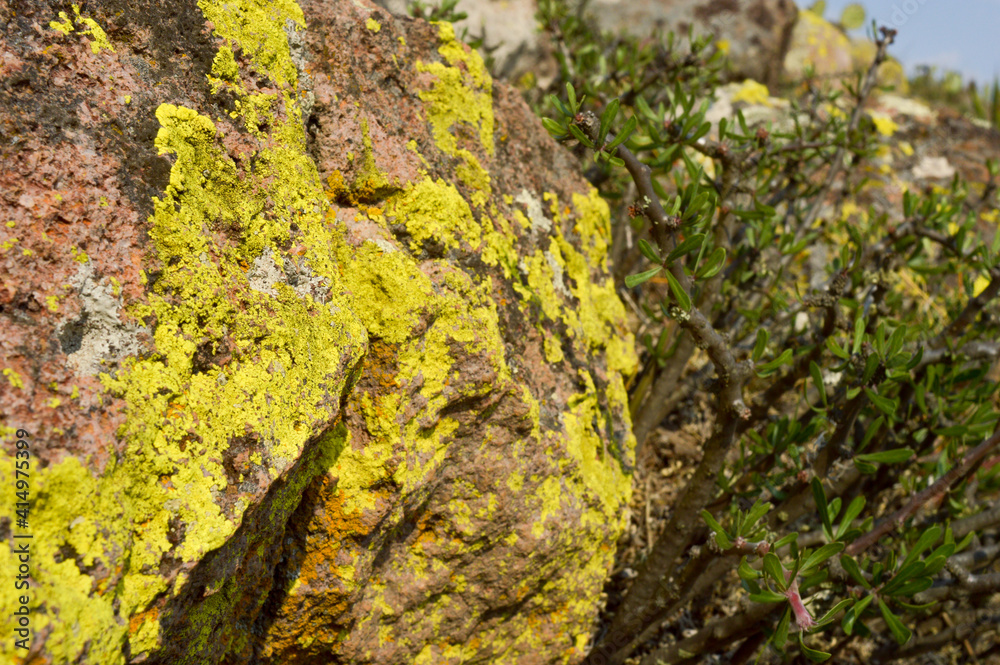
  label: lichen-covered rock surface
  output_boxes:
[0,1,636,663]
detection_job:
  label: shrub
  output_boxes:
[425,0,1000,662]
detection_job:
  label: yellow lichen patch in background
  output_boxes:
[416,23,494,207]
[366,17,381,32]
[731,79,772,106]
[867,110,899,137]
[49,4,116,53]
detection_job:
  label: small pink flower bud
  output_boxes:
[783,578,817,631]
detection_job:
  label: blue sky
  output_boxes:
[817,0,1000,85]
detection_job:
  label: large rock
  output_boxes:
[375,0,798,88]
[572,0,799,88]
[0,1,636,663]
[783,8,907,91]
[377,0,551,83]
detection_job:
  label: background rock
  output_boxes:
[574,0,798,88]
[783,8,907,91]
[0,1,635,663]
[375,0,798,88]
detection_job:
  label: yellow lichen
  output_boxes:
[48,4,115,53]
[731,79,772,106]
[388,176,482,253]
[1,1,371,663]
[415,23,494,206]
[2,368,23,389]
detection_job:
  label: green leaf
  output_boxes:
[800,543,845,573]
[756,348,793,377]
[878,598,912,645]
[774,532,798,550]
[608,155,625,167]
[842,595,874,634]
[701,510,732,549]
[541,117,567,138]
[810,361,827,406]
[568,123,594,148]
[863,387,898,417]
[812,478,832,537]
[739,558,762,582]
[854,458,878,474]
[887,325,906,357]
[836,496,866,540]
[548,94,569,118]
[798,632,831,662]
[624,267,662,288]
[815,598,853,627]
[890,577,934,597]
[741,500,771,536]
[598,98,620,147]
[606,115,637,151]
[696,247,727,279]
[840,555,870,588]
[852,316,865,355]
[895,598,938,612]
[855,447,913,464]
[858,417,884,454]
[635,95,657,122]
[637,238,660,263]
[881,561,926,595]
[664,270,692,312]
[565,82,577,114]
[862,353,881,385]
[749,588,787,604]
[762,553,787,591]
[874,321,887,357]
[666,233,706,263]
[774,606,791,648]
[752,329,769,363]
[826,336,850,360]
[801,570,829,593]
[900,525,942,570]
[690,121,712,143]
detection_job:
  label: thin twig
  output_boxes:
[846,430,1000,557]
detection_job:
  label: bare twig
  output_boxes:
[847,429,1000,557]
[639,601,780,665]
[797,29,896,235]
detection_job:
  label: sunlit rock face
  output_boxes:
[0,1,635,663]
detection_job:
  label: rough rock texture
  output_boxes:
[570,0,798,88]
[783,9,907,90]
[0,1,635,664]
[376,0,553,83]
